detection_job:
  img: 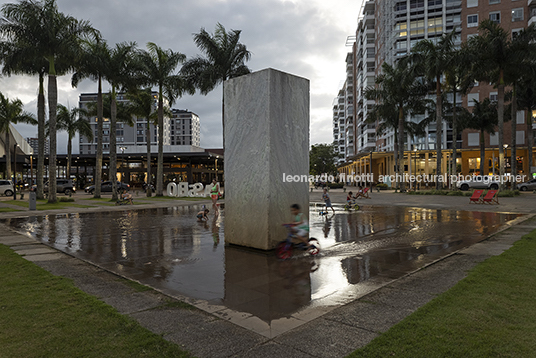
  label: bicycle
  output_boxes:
[344,201,359,211]
[276,224,320,260]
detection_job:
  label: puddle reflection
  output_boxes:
[4,206,519,324]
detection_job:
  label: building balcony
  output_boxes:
[530,0,536,7]
[530,15,536,27]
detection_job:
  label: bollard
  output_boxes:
[20,193,24,200]
[29,191,37,210]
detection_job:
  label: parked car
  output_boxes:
[31,179,76,194]
[456,175,500,191]
[0,180,15,196]
[517,178,536,191]
[84,181,130,194]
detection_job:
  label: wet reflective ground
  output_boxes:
[4,206,520,335]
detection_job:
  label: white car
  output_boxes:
[456,175,500,191]
[0,180,15,196]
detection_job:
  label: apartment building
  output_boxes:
[26,136,49,155]
[337,0,535,180]
[78,93,201,155]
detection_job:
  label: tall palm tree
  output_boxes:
[103,42,137,200]
[469,20,525,188]
[0,92,36,180]
[516,71,536,176]
[0,1,68,200]
[411,31,456,189]
[72,38,109,198]
[365,60,428,191]
[1,0,97,203]
[125,88,158,197]
[137,42,193,196]
[181,23,251,149]
[56,104,93,179]
[465,98,498,175]
[444,43,474,186]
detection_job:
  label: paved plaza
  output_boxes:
[1,190,535,357]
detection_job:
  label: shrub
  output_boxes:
[376,183,389,190]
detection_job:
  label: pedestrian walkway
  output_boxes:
[1,193,535,357]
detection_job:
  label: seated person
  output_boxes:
[355,186,364,198]
[121,189,133,205]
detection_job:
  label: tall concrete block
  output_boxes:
[224,68,309,250]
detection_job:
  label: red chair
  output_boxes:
[481,190,499,205]
[362,187,371,199]
[469,189,484,204]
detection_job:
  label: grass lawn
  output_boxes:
[349,227,536,358]
[0,244,191,357]
[0,207,21,212]
[7,200,92,210]
[137,196,211,201]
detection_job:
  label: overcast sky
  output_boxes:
[0,0,364,154]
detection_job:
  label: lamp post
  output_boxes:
[13,144,18,200]
[413,146,417,190]
[119,146,127,183]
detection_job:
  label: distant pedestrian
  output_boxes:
[322,188,335,213]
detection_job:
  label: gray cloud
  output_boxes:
[2,0,362,153]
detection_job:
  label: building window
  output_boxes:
[428,0,442,5]
[517,131,525,145]
[512,8,523,22]
[467,14,478,27]
[468,93,479,106]
[489,11,500,24]
[490,92,498,102]
[467,0,478,7]
[468,133,479,146]
[490,133,498,146]
[137,137,144,142]
[489,0,499,3]
[517,110,525,124]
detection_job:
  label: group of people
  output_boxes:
[320,186,367,214]
[196,179,221,221]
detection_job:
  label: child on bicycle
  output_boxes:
[288,204,313,248]
[346,191,356,205]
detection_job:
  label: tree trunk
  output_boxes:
[37,73,45,199]
[451,88,458,189]
[511,85,517,178]
[222,94,225,151]
[94,76,103,198]
[498,74,505,190]
[393,126,399,189]
[146,120,152,197]
[527,110,534,177]
[47,61,58,203]
[156,89,164,196]
[110,87,118,201]
[435,77,442,190]
[5,132,11,181]
[480,130,485,175]
[398,106,405,192]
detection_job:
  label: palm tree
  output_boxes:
[0,92,37,180]
[137,42,193,196]
[444,44,474,186]
[515,71,536,176]
[411,31,456,189]
[0,1,68,200]
[102,42,138,200]
[1,0,97,203]
[72,38,109,198]
[465,98,498,175]
[181,23,251,149]
[365,60,428,191]
[56,104,93,180]
[125,88,158,197]
[468,20,525,188]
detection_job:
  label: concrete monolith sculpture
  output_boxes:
[224,68,310,250]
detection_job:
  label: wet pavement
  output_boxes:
[3,205,521,338]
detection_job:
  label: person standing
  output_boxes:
[322,188,335,214]
[210,179,220,215]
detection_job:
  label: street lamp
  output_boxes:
[13,144,19,200]
[119,146,127,183]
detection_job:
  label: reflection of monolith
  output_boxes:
[224,68,309,250]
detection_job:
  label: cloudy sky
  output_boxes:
[0,0,364,153]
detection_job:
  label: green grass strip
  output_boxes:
[348,227,536,358]
[0,245,191,357]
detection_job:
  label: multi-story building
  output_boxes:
[338,0,535,182]
[26,136,49,155]
[333,84,347,165]
[78,93,203,155]
[170,109,200,147]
